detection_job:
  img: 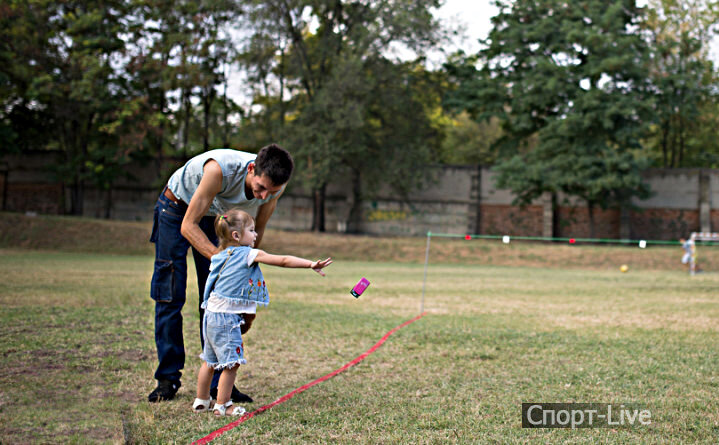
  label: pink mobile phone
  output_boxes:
[351,277,370,298]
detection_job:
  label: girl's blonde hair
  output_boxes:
[214,209,254,249]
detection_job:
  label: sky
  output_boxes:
[228,1,718,103]
[436,0,719,62]
[433,0,498,55]
[229,1,500,102]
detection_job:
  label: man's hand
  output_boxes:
[253,187,283,248]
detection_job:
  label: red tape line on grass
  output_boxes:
[191,312,426,445]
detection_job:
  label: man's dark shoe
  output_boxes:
[210,385,253,403]
[148,379,180,402]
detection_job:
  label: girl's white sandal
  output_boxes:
[212,401,246,417]
[192,397,212,413]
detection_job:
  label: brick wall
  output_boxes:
[5,183,63,214]
[480,204,544,236]
[711,210,719,234]
[629,208,700,241]
[556,207,621,239]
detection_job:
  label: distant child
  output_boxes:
[679,237,700,274]
[192,209,332,416]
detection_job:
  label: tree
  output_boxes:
[447,0,654,237]
[1,1,250,217]
[287,56,444,231]
[0,0,133,215]
[438,111,503,165]
[0,3,54,156]
[120,0,196,177]
[238,0,444,231]
[172,1,240,156]
[643,0,719,167]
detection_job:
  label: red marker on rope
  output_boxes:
[191,312,427,444]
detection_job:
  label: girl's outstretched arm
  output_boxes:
[254,251,333,276]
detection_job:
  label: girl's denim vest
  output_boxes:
[202,246,269,309]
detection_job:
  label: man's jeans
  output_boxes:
[150,190,216,384]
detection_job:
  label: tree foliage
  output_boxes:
[446,0,655,236]
[3,0,719,231]
[0,1,244,215]
[238,0,444,231]
[643,0,719,167]
[1,1,449,226]
[0,0,132,214]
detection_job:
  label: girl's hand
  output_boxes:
[310,257,333,276]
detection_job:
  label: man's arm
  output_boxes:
[180,160,223,259]
[253,187,284,248]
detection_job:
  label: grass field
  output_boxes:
[1,213,719,443]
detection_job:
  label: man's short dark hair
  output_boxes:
[254,144,294,186]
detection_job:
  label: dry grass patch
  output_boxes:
[3,211,718,272]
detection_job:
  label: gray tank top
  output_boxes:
[167,149,282,216]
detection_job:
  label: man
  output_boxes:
[148,144,294,402]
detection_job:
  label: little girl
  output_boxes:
[192,208,332,416]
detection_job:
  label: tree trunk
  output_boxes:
[104,186,112,219]
[551,192,559,239]
[677,114,685,167]
[347,169,363,233]
[154,51,169,178]
[222,74,230,147]
[68,118,89,216]
[278,46,287,126]
[202,84,215,152]
[311,183,326,232]
[587,202,595,239]
[670,114,679,168]
[203,93,210,152]
[156,117,165,178]
[182,87,191,160]
[661,120,669,168]
[1,167,8,211]
[70,178,84,216]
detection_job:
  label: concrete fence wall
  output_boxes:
[1,151,715,240]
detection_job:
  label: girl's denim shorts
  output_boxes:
[201,311,247,370]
